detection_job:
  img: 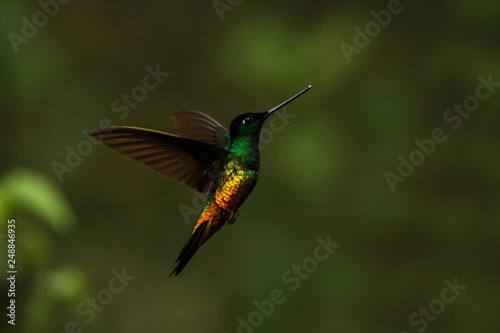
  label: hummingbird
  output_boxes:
[90,85,311,276]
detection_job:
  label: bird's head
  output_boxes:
[229,85,312,143]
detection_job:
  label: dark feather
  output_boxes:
[90,126,229,193]
[171,110,230,148]
[169,210,225,277]
[169,221,208,277]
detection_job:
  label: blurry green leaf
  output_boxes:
[1,168,76,233]
[25,266,89,333]
[44,266,89,301]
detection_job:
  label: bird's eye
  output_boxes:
[242,116,252,124]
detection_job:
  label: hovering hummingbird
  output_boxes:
[90,85,311,276]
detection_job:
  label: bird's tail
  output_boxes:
[169,202,225,277]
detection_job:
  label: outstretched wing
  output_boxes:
[90,126,228,193]
[171,110,230,148]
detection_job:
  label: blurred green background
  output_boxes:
[1,0,499,332]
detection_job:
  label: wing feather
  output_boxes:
[171,110,230,148]
[90,126,228,193]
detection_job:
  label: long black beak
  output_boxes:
[264,85,312,119]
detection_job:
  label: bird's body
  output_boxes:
[90,85,311,276]
[173,145,261,275]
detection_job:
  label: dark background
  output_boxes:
[1,1,499,332]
